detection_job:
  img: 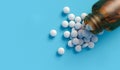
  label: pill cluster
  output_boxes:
[49,6,104,56]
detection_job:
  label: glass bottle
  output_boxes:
[84,0,120,34]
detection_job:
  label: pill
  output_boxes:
[62,20,69,28]
[63,6,70,14]
[82,21,85,25]
[98,31,104,35]
[75,16,81,22]
[81,24,85,29]
[68,13,75,21]
[74,22,82,30]
[72,38,80,45]
[88,42,95,49]
[91,35,98,43]
[71,28,76,31]
[64,31,70,38]
[68,40,74,47]
[78,29,84,39]
[82,30,92,38]
[69,21,75,28]
[75,45,82,52]
[82,43,89,48]
[81,13,88,19]
[50,29,57,37]
[83,37,90,42]
[85,24,94,31]
[58,47,65,55]
[79,39,84,45]
[70,29,78,38]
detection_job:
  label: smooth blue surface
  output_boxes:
[0,0,120,70]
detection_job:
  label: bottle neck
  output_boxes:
[84,13,104,34]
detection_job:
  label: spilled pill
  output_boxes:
[58,47,65,55]
[50,29,57,37]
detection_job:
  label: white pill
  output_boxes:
[62,20,69,28]
[68,13,75,21]
[72,38,80,45]
[71,28,76,31]
[88,42,95,49]
[68,40,74,47]
[74,22,82,30]
[64,31,70,38]
[70,30,78,38]
[81,13,88,19]
[75,45,82,52]
[82,43,88,48]
[63,6,70,14]
[58,47,65,55]
[91,35,98,43]
[69,21,75,28]
[75,16,81,22]
[50,29,57,37]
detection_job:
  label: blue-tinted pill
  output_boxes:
[88,42,95,48]
[78,30,84,39]
[91,35,98,43]
[79,39,84,45]
[83,37,90,42]
[82,43,89,48]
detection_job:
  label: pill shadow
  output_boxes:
[61,35,70,42]
[60,25,66,31]
[56,52,63,57]
[61,12,67,17]
[66,44,73,50]
[48,34,55,40]
[59,25,71,31]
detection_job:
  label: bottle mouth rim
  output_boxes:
[84,13,103,34]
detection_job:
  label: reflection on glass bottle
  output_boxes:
[84,0,120,34]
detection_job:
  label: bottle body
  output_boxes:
[84,0,120,34]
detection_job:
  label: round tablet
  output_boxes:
[85,24,93,31]
[62,20,69,28]
[72,38,80,45]
[88,42,95,49]
[74,22,82,30]
[75,16,81,22]
[68,40,74,47]
[79,39,84,45]
[81,13,88,19]
[82,30,91,38]
[63,6,70,14]
[82,43,88,48]
[64,31,70,38]
[83,37,90,42]
[50,29,57,37]
[75,45,82,52]
[91,35,98,43]
[78,29,84,39]
[68,13,75,21]
[70,30,78,38]
[58,47,65,55]
[69,21,75,28]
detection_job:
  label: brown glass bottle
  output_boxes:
[84,0,120,34]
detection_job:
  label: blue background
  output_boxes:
[0,0,120,70]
